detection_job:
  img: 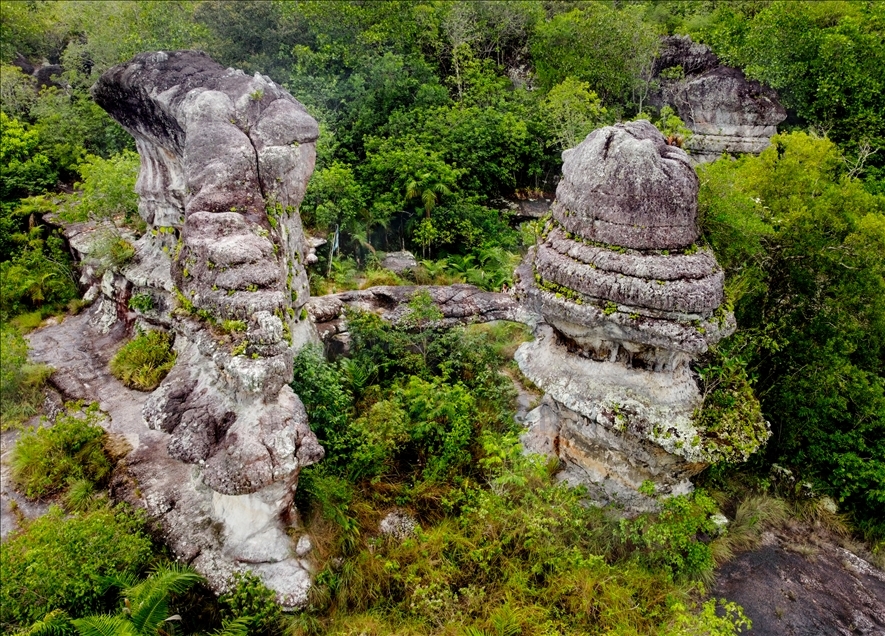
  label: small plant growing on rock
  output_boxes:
[221,319,247,334]
[128,293,154,313]
[110,330,176,391]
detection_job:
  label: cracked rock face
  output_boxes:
[653,35,787,163]
[515,121,740,506]
[91,50,323,606]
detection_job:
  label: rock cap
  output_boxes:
[553,120,699,250]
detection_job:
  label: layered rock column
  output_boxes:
[91,51,323,605]
[514,121,748,507]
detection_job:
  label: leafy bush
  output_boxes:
[0,217,80,319]
[89,228,137,274]
[72,150,140,222]
[10,402,111,499]
[0,112,56,202]
[109,330,176,391]
[220,571,284,635]
[0,504,153,629]
[620,490,720,580]
[694,337,770,463]
[0,325,52,429]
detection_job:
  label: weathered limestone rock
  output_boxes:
[653,35,787,163]
[87,50,323,606]
[307,284,527,355]
[515,121,765,507]
[380,250,418,275]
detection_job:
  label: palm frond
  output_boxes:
[70,615,138,636]
[210,617,252,636]
[128,588,170,634]
[22,609,73,636]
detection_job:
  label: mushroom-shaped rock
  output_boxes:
[91,50,323,607]
[652,35,787,163]
[515,122,766,508]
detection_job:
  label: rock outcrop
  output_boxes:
[308,284,526,357]
[85,50,323,606]
[653,35,787,163]
[514,121,766,508]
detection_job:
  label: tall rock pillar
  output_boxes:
[92,51,323,606]
[514,120,767,508]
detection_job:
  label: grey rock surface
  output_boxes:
[308,284,530,355]
[712,526,885,636]
[36,50,329,605]
[653,36,787,163]
[380,251,418,275]
[379,510,419,541]
[515,122,761,506]
[553,120,699,250]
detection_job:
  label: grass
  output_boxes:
[709,494,789,565]
[109,329,176,391]
[0,325,53,430]
[10,402,111,500]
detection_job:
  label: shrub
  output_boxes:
[0,504,153,628]
[0,222,80,320]
[0,325,52,429]
[10,402,111,499]
[110,330,176,391]
[73,150,140,222]
[619,490,720,580]
[694,337,770,463]
[220,571,284,635]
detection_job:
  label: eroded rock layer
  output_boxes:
[653,35,787,163]
[89,50,323,606]
[515,121,742,506]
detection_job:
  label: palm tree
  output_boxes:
[25,564,249,636]
[73,564,203,635]
[405,173,453,218]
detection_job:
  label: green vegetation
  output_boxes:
[0,504,154,629]
[109,330,176,391]
[10,402,111,500]
[1,1,883,632]
[289,312,751,634]
[0,326,52,428]
[698,132,885,540]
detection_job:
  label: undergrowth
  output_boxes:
[290,305,752,635]
[109,329,176,391]
[0,325,52,429]
[10,402,111,501]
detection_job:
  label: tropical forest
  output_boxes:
[0,1,883,635]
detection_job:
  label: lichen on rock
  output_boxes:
[89,50,324,607]
[515,120,768,507]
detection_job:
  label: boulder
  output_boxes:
[515,121,767,506]
[380,250,418,275]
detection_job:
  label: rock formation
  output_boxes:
[514,120,767,508]
[86,50,323,606]
[652,35,787,163]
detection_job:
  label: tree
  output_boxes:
[699,132,885,538]
[694,1,885,183]
[531,5,660,106]
[543,77,607,150]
